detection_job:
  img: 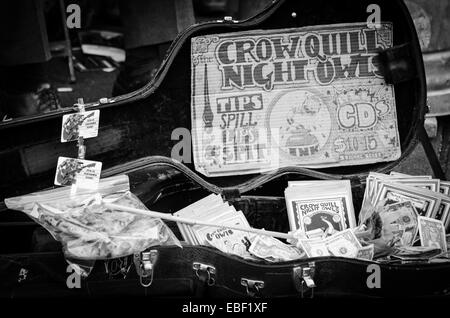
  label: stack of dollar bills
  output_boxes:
[293,229,374,260]
[361,171,450,255]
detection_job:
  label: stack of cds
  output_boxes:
[173,194,256,259]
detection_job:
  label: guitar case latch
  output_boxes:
[293,262,316,298]
[134,250,159,288]
[241,278,265,297]
[193,262,216,286]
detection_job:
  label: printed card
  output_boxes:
[61,110,100,142]
[418,216,447,252]
[54,157,102,189]
[191,22,400,177]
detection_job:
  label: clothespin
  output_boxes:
[71,98,86,196]
[77,136,86,159]
[75,97,85,113]
[75,98,86,160]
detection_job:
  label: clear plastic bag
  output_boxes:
[5,175,181,276]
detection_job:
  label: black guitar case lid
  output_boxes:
[0,0,441,202]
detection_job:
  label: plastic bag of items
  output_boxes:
[4,175,181,276]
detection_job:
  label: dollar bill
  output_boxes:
[395,246,441,256]
[418,216,447,252]
[388,178,440,192]
[191,22,400,177]
[379,201,419,247]
[440,181,450,195]
[299,239,330,258]
[373,182,442,217]
[324,229,362,258]
[393,245,442,262]
[356,244,374,261]
[438,197,450,232]
[248,235,305,262]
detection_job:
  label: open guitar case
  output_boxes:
[1,0,449,298]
